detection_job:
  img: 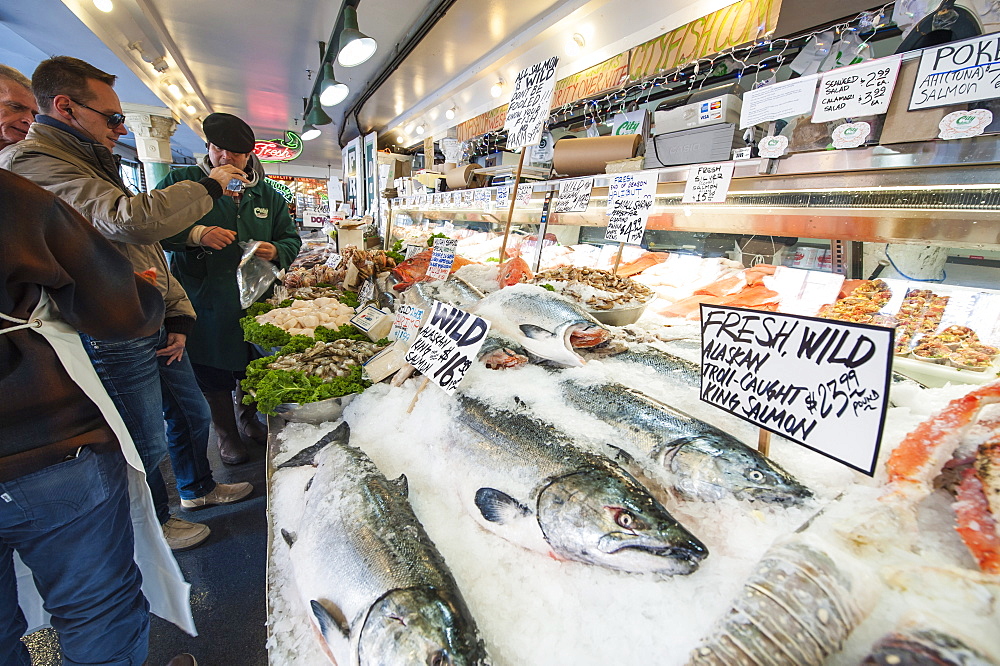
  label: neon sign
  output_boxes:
[254,131,303,163]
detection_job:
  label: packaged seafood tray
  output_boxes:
[892,355,1000,388]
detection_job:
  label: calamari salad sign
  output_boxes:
[699,305,893,475]
[405,301,490,394]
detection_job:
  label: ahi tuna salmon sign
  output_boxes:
[699,305,893,475]
[405,302,491,394]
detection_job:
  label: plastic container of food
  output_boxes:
[273,393,358,424]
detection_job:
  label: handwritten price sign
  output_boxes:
[554,177,593,213]
[404,301,491,394]
[812,54,902,123]
[699,305,893,475]
[604,172,657,245]
[911,33,1000,110]
[390,304,426,343]
[682,162,735,204]
[503,56,560,151]
[426,237,457,281]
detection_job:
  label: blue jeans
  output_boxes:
[0,446,149,665]
[81,328,216,514]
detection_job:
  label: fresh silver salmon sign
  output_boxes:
[699,305,893,475]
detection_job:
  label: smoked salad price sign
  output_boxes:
[404,301,491,394]
[699,305,893,475]
[605,172,657,245]
[503,56,560,151]
[811,54,902,123]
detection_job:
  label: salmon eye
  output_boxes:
[429,649,452,666]
[747,470,765,483]
[609,507,635,529]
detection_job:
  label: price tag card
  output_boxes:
[350,305,389,333]
[358,279,376,308]
[495,185,511,209]
[426,237,457,280]
[682,162,735,204]
[404,244,425,260]
[324,253,343,269]
[554,177,593,213]
[911,33,1000,110]
[740,74,819,129]
[768,266,845,317]
[390,304,426,343]
[503,56,560,151]
[461,190,475,208]
[604,172,657,245]
[812,54,902,123]
[700,305,893,475]
[404,301,491,394]
[474,187,494,212]
[516,183,533,205]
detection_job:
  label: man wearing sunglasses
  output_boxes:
[0,56,256,556]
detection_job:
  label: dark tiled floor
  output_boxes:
[23,430,269,666]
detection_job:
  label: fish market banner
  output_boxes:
[910,32,1000,110]
[504,57,560,151]
[605,172,657,245]
[699,305,893,475]
[404,302,491,394]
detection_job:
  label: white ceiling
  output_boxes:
[0,0,735,171]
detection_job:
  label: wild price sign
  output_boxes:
[604,172,657,245]
[404,302,490,394]
[699,305,893,475]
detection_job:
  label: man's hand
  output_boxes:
[201,226,237,250]
[254,241,278,261]
[207,164,249,192]
[156,333,186,365]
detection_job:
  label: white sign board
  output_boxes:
[503,56,560,151]
[604,172,657,245]
[460,190,474,208]
[301,208,328,228]
[404,301,491,394]
[682,162,735,204]
[426,237,457,280]
[474,187,494,212]
[495,185,511,209]
[554,177,593,213]
[390,304,426,343]
[740,74,819,129]
[700,305,893,475]
[911,32,1000,110]
[812,55,902,123]
[516,183,533,205]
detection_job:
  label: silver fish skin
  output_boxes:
[557,380,812,505]
[278,423,489,666]
[582,346,702,387]
[470,284,609,367]
[454,394,708,575]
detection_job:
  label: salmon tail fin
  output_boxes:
[277,422,351,469]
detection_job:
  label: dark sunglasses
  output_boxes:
[70,98,126,129]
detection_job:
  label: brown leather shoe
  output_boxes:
[180,482,253,510]
[162,517,210,551]
[166,654,197,666]
[203,390,249,465]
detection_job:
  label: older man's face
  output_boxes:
[208,143,250,172]
[0,78,37,149]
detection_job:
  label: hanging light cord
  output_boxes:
[884,244,946,282]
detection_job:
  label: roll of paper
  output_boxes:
[445,164,476,189]
[552,135,643,176]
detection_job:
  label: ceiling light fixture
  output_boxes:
[566,33,586,56]
[337,5,377,67]
[301,124,321,140]
[165,80,181,98]
[93,0,113,12]
[445,106,456,120]
[319,62,350,106]
[396,134,405,143]
[184,103,196,114]
[416,124,425,135]
[490,79,504,98]
[305,94,333,125]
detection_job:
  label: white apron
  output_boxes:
[2,292,197,636]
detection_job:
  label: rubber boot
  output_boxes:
[235,386,267,446]
[203,390,249,465]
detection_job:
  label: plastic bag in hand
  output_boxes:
[238,239,281,309]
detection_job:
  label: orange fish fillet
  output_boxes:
[954,467,1000,574]
[718,284,779,308]
[694,275,742,298]
[656,294,723,318]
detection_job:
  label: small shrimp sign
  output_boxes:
[699,305,894,475]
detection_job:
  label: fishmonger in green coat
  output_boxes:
[159,112,301,463]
